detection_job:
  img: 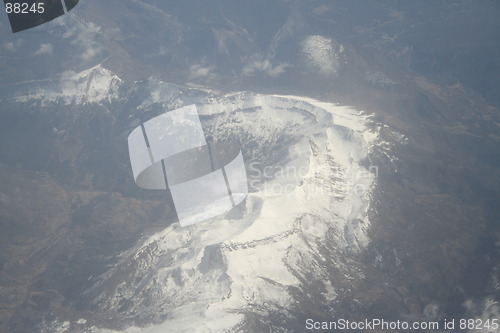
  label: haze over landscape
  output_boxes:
[0,1,499,332]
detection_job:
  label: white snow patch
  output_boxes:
[12,65,122,105]
[301,35,344,75]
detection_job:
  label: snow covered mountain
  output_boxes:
[14,65,393,332]
[2,1,499,332]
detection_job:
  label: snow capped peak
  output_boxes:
[13,64,122,106]
[63,90,385,333]
[3,67,396,331]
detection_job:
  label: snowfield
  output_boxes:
[78,94,378,332]
[26,67,391,333]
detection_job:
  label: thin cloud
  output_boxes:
[3,39,23,52]
[70,21,103,62]
[242,55,291,77]
[301,35,343,75]
[189,64,214,79]
[35,43,54,55]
